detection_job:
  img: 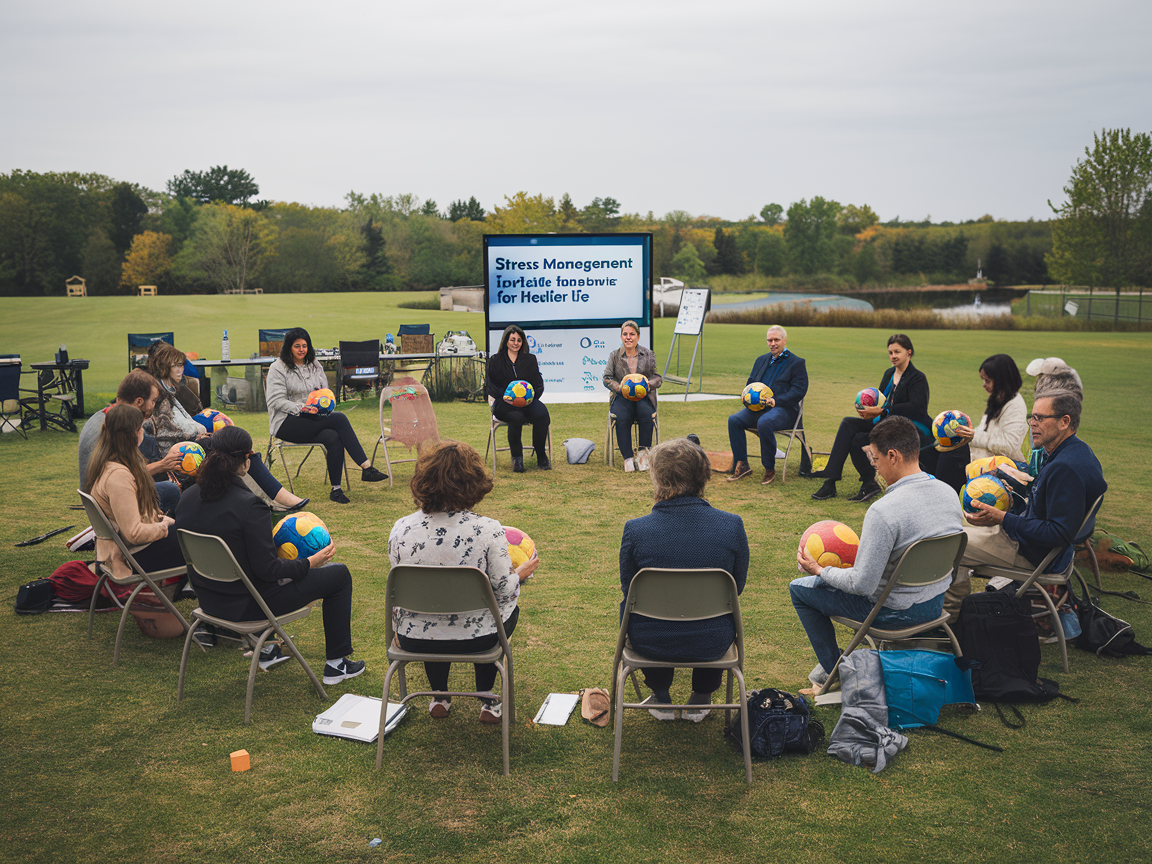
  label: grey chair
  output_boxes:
[176,529,327,724]
[377,565,515,775]
[484,400,553,475]
[969,495,1104,674]
[604,392,660,468]
[266,434,350,494]
[610,568,752,783]
[742,397,812,483]
[78,490,189,665]
[814,532,968,706]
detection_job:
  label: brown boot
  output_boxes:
[761,469,776,485]
[727,461,752,481]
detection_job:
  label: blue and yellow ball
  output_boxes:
[961,475,1011,515]
[273,512,332,560]
[192,409,233,434]
[306,388,336,415]
[800,520,861,568]
[742,382,773,412]
[933,409,972,450]
[621,374,649,402]
[965,454,1022,481]
[503,379,534,408]
[855,388,886,411]
[172,442,206,475]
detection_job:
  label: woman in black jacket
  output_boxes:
[810,334,936,502]
[174,426,364,686]
[486,325,550,473]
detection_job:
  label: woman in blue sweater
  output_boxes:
[619,438,749,722]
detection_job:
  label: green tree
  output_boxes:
[784,196,842,274]
[360,219,400,290]
[839,203,879,236]
[486,192,562,234]
[759,203,784,226]
[120,231,175,291]
[421,199,441,218]
[578,197,621,233]
[176,203,275,293]
[557,193,580,232]
[670,242,706,282]
[1047,128,1152,289]
[167,166,260,206]
[710,227,744,275]
[755,232,786,276]
[446,197,486,221]
[108,182,148,259]
[80,229,121,295]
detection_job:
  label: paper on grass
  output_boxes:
[533,692,580,725]
[313,693,407,743]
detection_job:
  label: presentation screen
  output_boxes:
[484,233,652,397]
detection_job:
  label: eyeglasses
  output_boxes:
[1027,413,1063,423]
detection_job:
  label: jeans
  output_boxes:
[277,412,368,485]
[611,394,655,460]
[727,405,797,467]
[789,575,946,675]
[155,480,181,516]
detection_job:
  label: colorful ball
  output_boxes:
[192,409,233,434]
[504,525,537,570]
[800,520,861,568]
[742,382,773,412]
[961,475,1011,515]
[305,388,336,415]
[855,388,887,411]
[172,442,205,475]
[965,455,1021,482]
[932,410,972,450]
[273,512,332,560]
[503,379,534,408]
[620,374,649,402]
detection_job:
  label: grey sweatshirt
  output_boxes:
[265,358,328,437]
[818,472,964,609]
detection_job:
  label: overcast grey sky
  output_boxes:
[3,0,1149,222]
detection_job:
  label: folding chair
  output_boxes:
[371,381,439,487]
[376,565,515,775]
[814,532,968,706]
[176,529,327,724]
[741,397,813,483]
[484,401,553,475]
[78,490,190,665]
[337,339,383,402]
[0,355,29,438]
[604,393,660,467]
[128,332,174,371]
[968,495,1104,674]
[610,568,752,783]
[266,434,350,494]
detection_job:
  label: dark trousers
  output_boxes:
[933,443,971,492]
[132,528,186,574]
[277,412,367,485]
[492,400,550,460]
[824,416,939,482]
[397,606,519,694]
[611,395,655,460]
[642,666,724,696]
[226,563,355,660]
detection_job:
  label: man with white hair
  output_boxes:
[727,325,809,485]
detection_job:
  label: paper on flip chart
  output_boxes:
[533,693,580,726]
[313,693,407,743]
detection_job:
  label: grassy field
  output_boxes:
[2,295,1152,864]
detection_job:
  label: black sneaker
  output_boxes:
[258,643,290,670]
[330,489,351,504]
[537,454,551,470]
[811,480,837,501]
[687,433,702,447]
[847,481,883,503]
[323,657,366,685]
[361,466,388,482]
[512,457,525,473]
[193,624,217,648]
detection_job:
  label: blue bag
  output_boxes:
[879,650,976,730]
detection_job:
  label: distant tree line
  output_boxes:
[0,166,1071,297]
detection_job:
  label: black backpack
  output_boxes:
[727,688,825,758]
[958,590,1073,728]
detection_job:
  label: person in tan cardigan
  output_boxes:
[87,403,184,581]
[603,320,662,473]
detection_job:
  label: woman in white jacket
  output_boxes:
[934,353,1027,492]
[266,327,387,504]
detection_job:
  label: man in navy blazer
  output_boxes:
[727,325,809,485]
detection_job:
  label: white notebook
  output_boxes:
[533,692,580,725]
[313,693,407,743]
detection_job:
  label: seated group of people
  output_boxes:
[76,323,1103,721]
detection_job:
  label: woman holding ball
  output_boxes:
[603,320,662,473]
[175,425,363,684]
[265,327,387,504]
[486,324,550,473]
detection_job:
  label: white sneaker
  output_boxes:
[682,692,711,723]
[624,458,636,473]
[636,449,650,471]
[641,694,676,721]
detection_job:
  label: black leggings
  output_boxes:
[277,412,367,486]
[492,400,550,460]
[397,606,519,694]
[642,666,723,695]
[934,443,971,492]
[823,416,939,482]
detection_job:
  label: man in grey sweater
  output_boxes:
[791,416,963,693]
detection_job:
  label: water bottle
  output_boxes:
[221,330,231,362]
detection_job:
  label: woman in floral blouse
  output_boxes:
[388,442,540,724]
